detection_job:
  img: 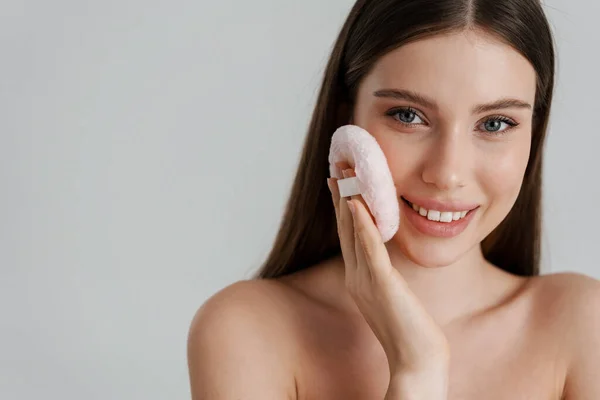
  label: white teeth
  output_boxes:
[407,200,472,223]
[440,212,453,223]
[427,210,441,221]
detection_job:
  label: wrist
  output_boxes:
[388,351,450,379]
[386,339,450,375]
[385,366,449,400]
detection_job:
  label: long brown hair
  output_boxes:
[254,0,556,279]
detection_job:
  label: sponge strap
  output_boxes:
[337,176,361,198]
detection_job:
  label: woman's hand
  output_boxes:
[327,163,450,380]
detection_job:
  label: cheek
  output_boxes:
[478,142,531,204]
[366,131,419,178]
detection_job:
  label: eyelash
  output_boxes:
[385,106,519,136]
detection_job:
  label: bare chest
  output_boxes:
[296,312,566,400]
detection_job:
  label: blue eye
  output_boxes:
[386,107,424,125]
[387,107,424,125]
[478,116,519,135]
[385,107,519,136]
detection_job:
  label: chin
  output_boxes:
[388,231,474,268]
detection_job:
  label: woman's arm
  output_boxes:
[328,171,450,399]
[187,281,297,400]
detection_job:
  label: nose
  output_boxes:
[421,127,469,191]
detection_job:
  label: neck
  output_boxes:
[330,243,524,329]
[385,242,498,327]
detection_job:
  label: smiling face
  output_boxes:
[351,29,537,268]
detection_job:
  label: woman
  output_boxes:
[188,0,600,398]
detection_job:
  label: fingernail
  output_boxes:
[347,200,355,216]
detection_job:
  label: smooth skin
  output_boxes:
[188,29,600,399]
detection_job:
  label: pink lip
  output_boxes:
[401,195,479,212]
[401,199,478,238]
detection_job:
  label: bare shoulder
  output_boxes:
[187,279,302,400]
[532,271,600,309]
[529,271,600,325]
[533,271,600,399]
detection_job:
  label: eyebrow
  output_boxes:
[373,88,532,113]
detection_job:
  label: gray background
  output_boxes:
[1,0,597,399]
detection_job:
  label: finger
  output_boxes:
[351,199,371,280]
[341,168,371,279]
[327,174,356,271]
[349,198,392,279]
[335,161,350,181]
[335,161,352,172]
[340,167,375,224]
[329,161,350,217]
[343,167,363,205]
[338,169,357,271]
[343,168,371,222]
[341,168,381,250]
[327,177,340,222]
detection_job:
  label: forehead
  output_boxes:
[359,30,537,109]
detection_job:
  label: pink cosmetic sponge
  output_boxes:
[328,124,400,242]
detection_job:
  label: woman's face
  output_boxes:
[351,29,537,268]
